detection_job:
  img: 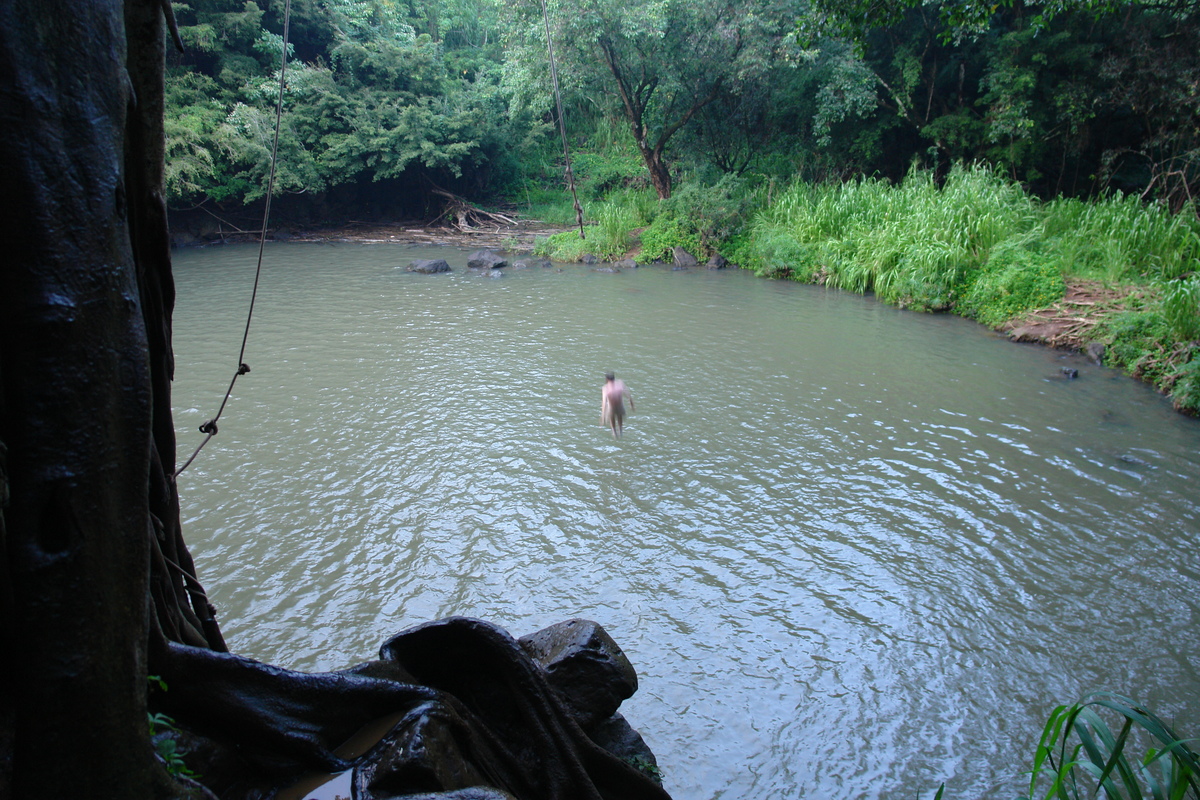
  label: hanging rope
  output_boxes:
[174,0,292,480]
[540,0,585,239]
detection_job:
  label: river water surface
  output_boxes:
[171,242,1200,800]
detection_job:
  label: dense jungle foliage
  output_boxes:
[165,0,1200,413]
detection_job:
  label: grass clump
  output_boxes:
[742,163,1041,312]
[533,196,650,262]
[1042,194,1200,282]
[1017,692,1199,800]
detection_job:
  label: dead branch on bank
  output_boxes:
[428,186,516,230]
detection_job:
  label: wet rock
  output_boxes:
[467,249,507,270]
[1086,342,1105,364]
[482,268,504,278]
[407,258,451,274]
[171,230,199,247]
[1061,367,1079,379]
[594,266,620,273]
[589,713,662,784]
[582,254,600,265]
[518,619,637,729]
[615,259,639,269]
[672,247,698,268]
[705,254,727,269]
[512,260,530,269]
[537,259,555,269]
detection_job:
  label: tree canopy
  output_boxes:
[501,0,803,199]
[160,0,1199,219]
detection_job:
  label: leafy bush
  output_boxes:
[1169,350,1200,415]
[957,240,1066,326]
[1098,310,1172,380]
[533,228,590,261]
[636,213,705,263]
[747,228,826,279]
[661,174,763,250]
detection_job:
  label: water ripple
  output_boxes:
[171,244,1200,800]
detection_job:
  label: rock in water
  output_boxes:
[518,618,638,729]
[407,258,451,274]
[467,249,507,270]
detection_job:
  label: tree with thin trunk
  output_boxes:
[506,0,800,199]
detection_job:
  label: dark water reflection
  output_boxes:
[171,243,1200,800]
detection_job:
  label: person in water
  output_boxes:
[600,372,634,438]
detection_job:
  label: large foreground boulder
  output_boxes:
[152,617,671,800]
[518,619,637,730]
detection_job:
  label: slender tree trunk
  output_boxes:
[638,144,673,199]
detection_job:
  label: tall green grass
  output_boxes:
[1019,692,1199,800]
[532,196,649,261]
[737,162,1200,413]
[745,163,1044,311]
[1042,195,1200,282]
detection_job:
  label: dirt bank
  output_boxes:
[1003,280,1143,350]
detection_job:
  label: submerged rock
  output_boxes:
[407,258,451,274]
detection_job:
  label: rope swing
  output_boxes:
[174,0,292,480]
[539,0,586,239]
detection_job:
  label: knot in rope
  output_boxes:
[198,420,219,435]
[238,363,251,375]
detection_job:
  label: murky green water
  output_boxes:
[171,242,1200,800]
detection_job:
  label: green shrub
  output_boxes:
[751,229,827,279]
[636,213,705,263]
[533,228,590,261]
[661,174,762,250]
[957,240,1066,326]
[1169,350,1200,415]
[1098,310,1173,383]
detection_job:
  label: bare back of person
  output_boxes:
[600,373,633,438]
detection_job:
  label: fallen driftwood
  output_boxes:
[429,186,517,230]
